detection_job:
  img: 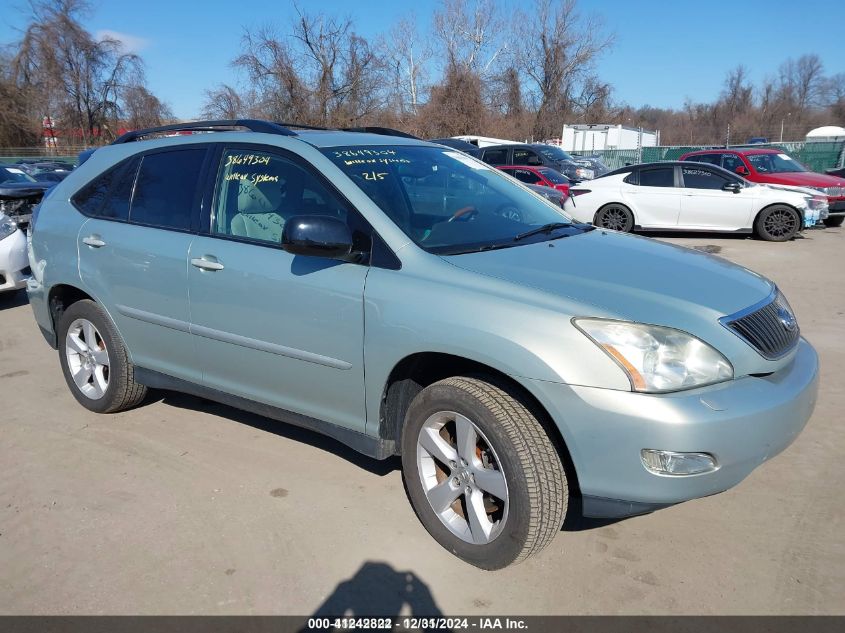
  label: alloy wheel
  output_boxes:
[764,209,798,238]
[416,411,509,544]
[65,318,110,400]
[600,206,629,230]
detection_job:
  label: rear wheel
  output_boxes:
[401,376,568,570]
[823,215,844,228]
[754,205,800,241]
[595,204,634,232]
[58,299,147,413]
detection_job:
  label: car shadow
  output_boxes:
[305,561,444,621]
[156,390,399,477]
[0,288,28,310]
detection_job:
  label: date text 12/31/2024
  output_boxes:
[305,617,529,631]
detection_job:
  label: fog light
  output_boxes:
[641,449,717,476]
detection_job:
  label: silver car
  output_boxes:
[26,120,818,570]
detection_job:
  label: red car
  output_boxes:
[497,165,571,196]
[680,148,845,227]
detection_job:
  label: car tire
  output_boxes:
[822,216,844,228]
[401,376,568,570]
[57,299,147,413]
[754,205,800,241]
[595,204,634,232]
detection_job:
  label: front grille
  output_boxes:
[827,187,843,197]
[723,292,799,359]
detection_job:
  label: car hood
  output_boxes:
[0,182,52,198]
[444,229,773,327]
[753,171,845,189]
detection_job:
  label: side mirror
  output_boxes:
[281,215,354,259]
[722,182,743,194]
[735,166,749,176]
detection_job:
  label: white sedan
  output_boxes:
[0,213,29,294]
[564,161,828,241]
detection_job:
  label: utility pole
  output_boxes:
[726,123,731,148]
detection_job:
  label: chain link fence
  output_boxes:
[570,141,845,172]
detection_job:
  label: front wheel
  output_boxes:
[595,204,634,232]
[401,376,568,570]
[754,205,800,241]
[823,215,844,228]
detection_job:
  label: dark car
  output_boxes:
[428,138,481,157]
[573,154,610,178]
[0,165,53,228]
[479,143,594,182]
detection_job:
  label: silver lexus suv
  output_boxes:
[27,120,818,569]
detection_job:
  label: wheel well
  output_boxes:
[379,352,579,489]
[48,284,93,334]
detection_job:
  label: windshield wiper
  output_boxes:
[513,222,571,242]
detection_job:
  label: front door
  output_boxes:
[187,147,369,432]
[678,165,753,230]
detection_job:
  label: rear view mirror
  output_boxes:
[722,182,742,194]
[282,215,354,260]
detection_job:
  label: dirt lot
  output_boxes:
[0,227,843,615]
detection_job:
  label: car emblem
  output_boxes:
[777,305,797,332]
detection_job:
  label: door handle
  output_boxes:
[191,257,224,271]
[82,235,106,248]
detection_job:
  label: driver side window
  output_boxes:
[213,149,347,244]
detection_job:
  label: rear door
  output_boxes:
[621,165,681,227]
[678,165,754,230]
[77,146,209,383]
[186,145,370,432]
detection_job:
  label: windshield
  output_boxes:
[536,145,574,162]
[323,145,577,255]
[0,166,37,184]
[747,152,807,174]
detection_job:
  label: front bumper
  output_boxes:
[0,230,29,293]
[528,338,819,517]
[827,199,845,215]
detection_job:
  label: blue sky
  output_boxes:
[2,0,843,120]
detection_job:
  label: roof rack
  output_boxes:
[111,119,297,144]
[110,119,420,145]
[342,126,420,139]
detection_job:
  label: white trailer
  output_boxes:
[560,124,658,152]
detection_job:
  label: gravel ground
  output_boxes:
[0,227,843,615]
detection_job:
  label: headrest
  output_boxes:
[238,177,283,214]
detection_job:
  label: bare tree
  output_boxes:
[513,0,613,139]
[121,84,173,129]
[432,0,507,78]
[382,16,430,117]
[14,0,143,143]
[234,26,311,122]
[201,84,246,119]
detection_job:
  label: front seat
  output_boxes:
[230,178,285,243]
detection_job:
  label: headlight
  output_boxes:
[573,318,734,393]
[0,214,18,241]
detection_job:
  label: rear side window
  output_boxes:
[72,157,139,221]
[513,149,542,166]
[482,149,508,165]
[508,168,542,185]
[130,149,206,230]
[638,167,675,187]
[688,153,720,166]
[682,167,730,190]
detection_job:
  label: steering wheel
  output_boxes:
[495,203,523,222]
[447,206,478,223]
